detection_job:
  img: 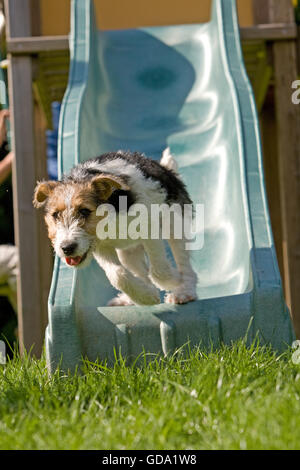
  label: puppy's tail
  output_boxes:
[160,147,178,173]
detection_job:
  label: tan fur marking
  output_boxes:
[45,213,57,244]
[34,175,130,244]
[71,185,97,211]
[70,183,106,235]
[91,174,129,200]
[33,180,58,208]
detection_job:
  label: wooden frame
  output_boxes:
[253,0,300,338]
[4,0,52,356]
[6,36,69,54]
[4,23,298,56]
[241,23,296,40]
[4,0,300,354]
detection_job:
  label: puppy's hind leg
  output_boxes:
[165,237,198,305]
[143,239,181,291]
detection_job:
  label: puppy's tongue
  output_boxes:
[65,256,82,266]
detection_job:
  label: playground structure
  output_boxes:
[3,0,300,358]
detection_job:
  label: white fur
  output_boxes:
[53,149,198,305]
[83,156,167,208]
[54,200,94,267]
[160,146,178,172]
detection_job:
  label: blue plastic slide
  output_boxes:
[46,0,295,372]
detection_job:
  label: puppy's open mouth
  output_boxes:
[65,251,88,267]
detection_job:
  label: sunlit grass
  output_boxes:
[0,341,300,449]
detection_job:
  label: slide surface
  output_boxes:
[46,0,294,372]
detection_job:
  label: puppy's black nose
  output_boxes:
[61,242,78,256]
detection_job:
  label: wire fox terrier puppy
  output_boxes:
[33,149,198,306]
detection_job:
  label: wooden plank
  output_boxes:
[252,0,272,24]
[259,88,284,279]
[273,41,300,337]
[7,36,69,54]
[30,0,41,36]
[4,0,31,37]
[253,0,295,24]
[240,23,297,41]
[296,25,300,74]
[272,1,300,338]
[5,23,297,56]
[7,56,47,355]
[253,0,300,337]
[5,0,52,356]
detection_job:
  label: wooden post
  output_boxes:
[253,0,300,337]
[259,88,284,280]
[4,0,52,356]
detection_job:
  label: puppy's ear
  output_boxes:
[33,180,58,208]
[91,174,130,200]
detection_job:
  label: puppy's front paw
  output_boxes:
[135,287,161,306]
[165,291,197,305]
[107,293,134,306]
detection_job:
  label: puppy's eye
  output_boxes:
[52,211,59,220]
[78,208,91,218]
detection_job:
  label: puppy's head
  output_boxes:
[33,174,128,268]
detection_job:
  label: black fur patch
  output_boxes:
[63,151,192,209]
[88,151,192,206]
[106,189,135,212]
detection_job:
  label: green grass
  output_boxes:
[0,341,300,450]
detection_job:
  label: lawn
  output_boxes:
[0,340,300,450]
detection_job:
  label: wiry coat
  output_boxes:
[33,149,197,306]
